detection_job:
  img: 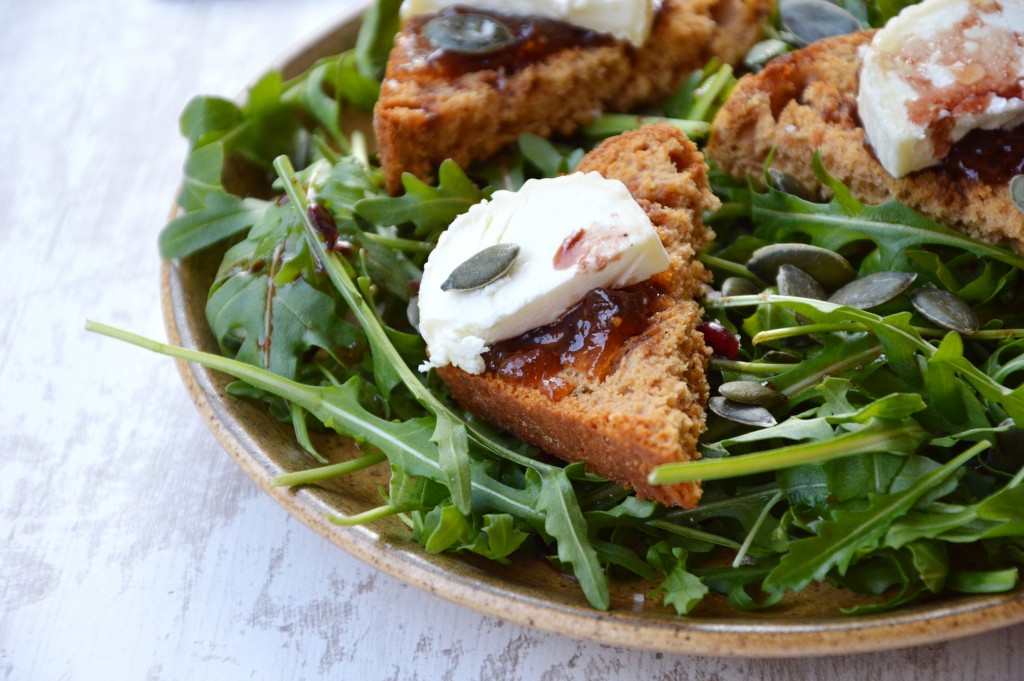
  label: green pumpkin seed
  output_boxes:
[719,381,786,406]
[1010,175,1024,215]
[747,243,855,291]
[424,14,517,55]
[780,0,861,47]
[722,276,760,297]
[777,264,827,300]
[767,168,813,201]
[709,396,778,428]
[910,285,980,334]
[407,295,421,330]
[744,39,791,72]
[441,243,520,291]
[828,271,917,310]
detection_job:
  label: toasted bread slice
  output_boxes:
[707,31,1024,250]
[436,124,716,508]
[375,0,771,194]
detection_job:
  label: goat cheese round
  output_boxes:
[417,172,671,374]
[400,0,659,47]
[858,0,1024,178]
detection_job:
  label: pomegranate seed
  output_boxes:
[700,321,740,360]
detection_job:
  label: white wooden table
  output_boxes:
[2,1,1022,678]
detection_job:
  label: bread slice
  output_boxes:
[436,124,716,508]
[706,31,1024,249]
[375,0,771,194]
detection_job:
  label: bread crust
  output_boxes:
[375,0,771,194]
[707,31,1024,249]
[437,125,716,508]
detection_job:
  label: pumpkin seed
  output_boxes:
[744,39,791,72]
[761,350,801,364]
[709,396,778,428]
[441,243,521,291]
[910,285,980,334]
[722,276,760,297]
[767,168,813,201]
[828,271,917,309]
[779,0,861,47]
[424,13,517,55]
[777,264,827,300]
[407,295,420,331]
[1010,175,1024,215]
[746,243,855,291]
[719,381,786,406]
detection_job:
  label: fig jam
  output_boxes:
[943,126,1024,185]
[399,6,616,82]
[483,282,664,400]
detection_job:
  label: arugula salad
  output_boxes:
[89,0,1024,615]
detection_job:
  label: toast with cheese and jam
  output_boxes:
[706,31,1024,250]
[435,124,716,508]
[375,0,771,194]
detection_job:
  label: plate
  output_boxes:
[161,5,1024,657]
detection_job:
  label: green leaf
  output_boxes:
[752,152,1024,274]
[432,414,472,515]
[355,160,488,240]
[160,194,269,259]
[651,547,709,615]
[763,443,984,595]
[531,468,610,610]
[177,143,229,212]
[420,504,473,554]
[355,0,402,81]
[947,568,1019,594]
[179,96,242,148]
[518,133,574,177]
[461,514,529,562]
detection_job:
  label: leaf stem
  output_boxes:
[732,491,784,568]
[709,359,799,375]
[649,419,927,484]
[360,232,434,253]
[271,452,387,487]
[327,504,401,526]
[583,114,711,139]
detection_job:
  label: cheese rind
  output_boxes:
[417,172,671,374]
[400,0,658,47]
[858,0,1024,178]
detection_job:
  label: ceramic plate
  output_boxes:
[162,5,1024,656]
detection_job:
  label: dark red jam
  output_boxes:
[483,282,664,400]
[400,6,616,81]
[942,126,1024,185]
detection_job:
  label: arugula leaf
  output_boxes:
[649,545,709,615]
[354,160,489,240]
[752,153,1024,274]
[531,468,611,610]
[763,442,986,595]
[354,0,402,82]
[159,194,269,260]
[431,415,472,515]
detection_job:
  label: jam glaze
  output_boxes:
[943,125,1024,184]
[483,282,666,401]
[397,6,619,82]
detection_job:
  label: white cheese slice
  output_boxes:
[417,172,670,374]
[858,0,1024,178]
[400,0,658,47]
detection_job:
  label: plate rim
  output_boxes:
[160,3,1024,657]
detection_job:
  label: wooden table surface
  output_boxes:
[2,1,1022,678]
